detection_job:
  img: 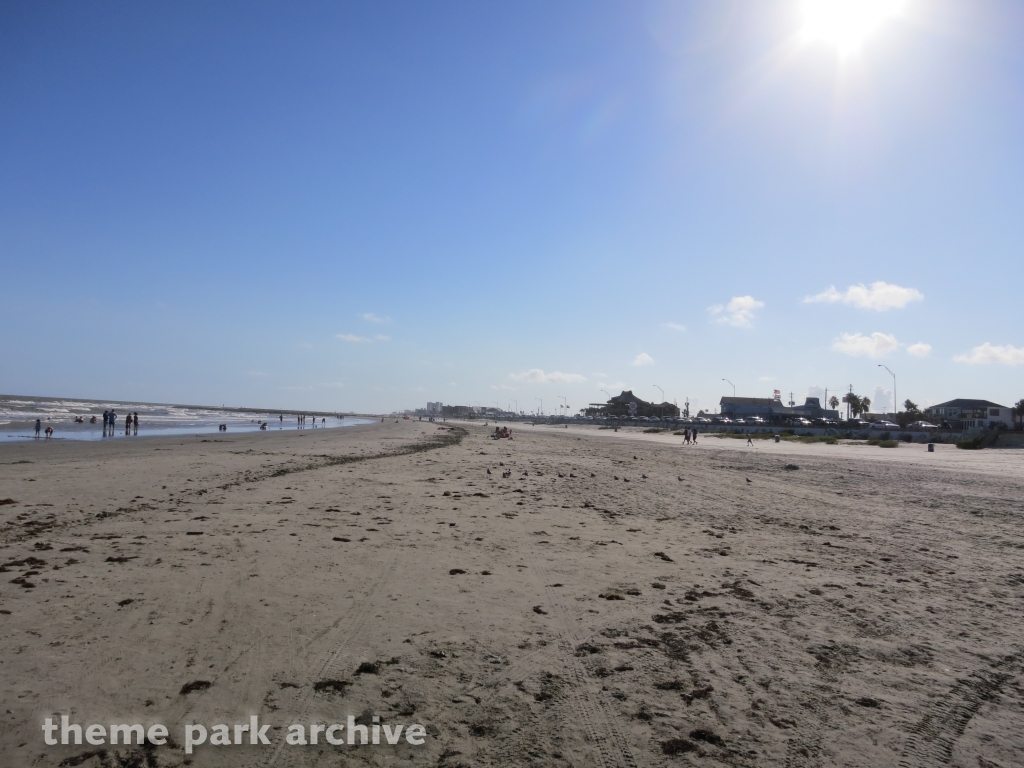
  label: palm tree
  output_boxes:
[861,396,872,415]
[904,399,920,414]
[1014,399,1024,430]
[844,393,862,419]
[828,395,840,412]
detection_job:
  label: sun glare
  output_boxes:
[800,0,904,53]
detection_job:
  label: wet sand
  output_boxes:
[1,420,1022,767]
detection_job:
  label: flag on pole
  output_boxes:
[773,389,781,400]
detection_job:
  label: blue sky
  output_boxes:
[2,1,1022,414]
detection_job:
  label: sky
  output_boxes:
[1,0,1022,415]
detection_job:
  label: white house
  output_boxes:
[923,399,1014,429]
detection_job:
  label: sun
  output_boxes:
[800,0,905,53]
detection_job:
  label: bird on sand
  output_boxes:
[486,469,491,474]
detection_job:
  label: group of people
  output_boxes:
[681,427,699,445]
[295,414,326,428]
[33,419,53,439]
[101,410,138,435]
[491,426,514,440]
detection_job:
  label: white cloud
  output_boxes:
[832,332,900,358]
[662,322,686,332]
[632,353,654,366]
[597,381,627,391]
[871,386,894,413]
[805,282,923,311]
[906,342,932,357]
[954,342,1024,366]
[709,295,764,327]
[374,334,391,341]
[490,384,517,391]
[336,333,371,343]
[362,312,391,323]
[509,368,586,383]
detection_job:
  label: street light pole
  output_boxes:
[535,397,543,416]
[722,378,736,397]
[878,365,896,416]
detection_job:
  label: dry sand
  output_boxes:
[1,420,1022,768]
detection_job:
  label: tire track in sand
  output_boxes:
[898,650,1022,768]
[254,547,401,768]
[505,515,639,768]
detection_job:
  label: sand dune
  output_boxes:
[1,420,1022,767]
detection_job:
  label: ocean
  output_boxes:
[0,394,372,442]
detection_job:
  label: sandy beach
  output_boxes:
[2,420,1022,768]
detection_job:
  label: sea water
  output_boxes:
[0,394,371,442]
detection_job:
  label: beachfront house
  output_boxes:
[587,390,680,419]
[923,399,1014,430]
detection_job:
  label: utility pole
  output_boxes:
[535,398,543,416]
[722,379,736,397]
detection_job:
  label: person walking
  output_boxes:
[746,434,753,447]
[34,418,42,439]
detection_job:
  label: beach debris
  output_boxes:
[332,537,350,542]
[105,556,138,563]
[784,464,800,471]
[652,582,666,589]
[179,680,212,695]
[449,568,467,575]
[532,605,548,614]
[654,551,674,562]
[689,729,724,747]
[0,499,16,506]
[354,661,381,675]
[313,679,351,695]
[117,599,134,607]
[661,738,697,755]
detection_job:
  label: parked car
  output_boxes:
[733,418,748,426]
[791,418,812,426]
[870,420,900,430]
[907,420,938,429]
[747,416,766,425]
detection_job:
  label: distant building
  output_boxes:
[924,399,1013,429]
[720,396,839,423]
[586,390,680,418]
[426,402,443,415]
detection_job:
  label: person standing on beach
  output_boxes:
[34,419,41,439]
[102,410,109,434]
[746,434,753,446]
[109,410,116,435]
[125,412,131,435]
[133,412,139,435]
[692,428,698,445]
